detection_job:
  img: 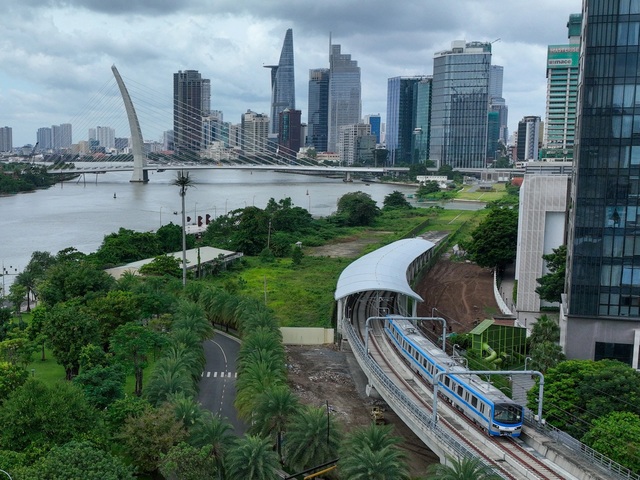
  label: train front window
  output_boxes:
[493,404,522,424]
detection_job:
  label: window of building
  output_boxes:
[594,341,634,366]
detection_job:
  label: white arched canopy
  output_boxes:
[334,238,435,303]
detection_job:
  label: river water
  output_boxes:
[0,165,417,283]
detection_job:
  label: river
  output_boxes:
[0,165,418,285]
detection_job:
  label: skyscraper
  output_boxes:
[563,0,640,367]
[364,114,381,144]
[37,127,52,151]
[488,65,509,155]
[173,70,211,155]
[386,76,429,165]
[278,108,302,155]
[328,43,361,153]
[516,116,541,161]
[0,127,12,152]
[307,68,329,152]
[541,14,582,162]
[429,40,492,169]
[413,78,433,164]
[241,110,269,155]
[265,29,295,137]
[52,123,72,150]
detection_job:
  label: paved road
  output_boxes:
[198,331,246,435]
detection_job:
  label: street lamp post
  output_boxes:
[159,206,163,228]
[524,356,532,370]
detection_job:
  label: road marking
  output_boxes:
[207,371,211,378]
[213,372,217,377]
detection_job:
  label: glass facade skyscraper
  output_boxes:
[328,44,361,153]
[173,70,210,155]
[413,78,432,164]
[429,41,492,169]
[307,68,329,152]
[564,0,640,367]
[265,29,295,137]
[386,76,428,165]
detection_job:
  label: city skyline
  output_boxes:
[1,1,580,146]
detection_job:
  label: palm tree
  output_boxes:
[284,405,342,472]
[173,300,214,341]
[343,423,401,452]
[167,391,202,429]
[145,361,195,406]
[234,361,286,421]
[172,170,194,287]
[338,445,408,480]
[529,314,560,345]
[189,411,235,479]
[424,455,502,480]
[225,434,280,480]
[251,385,300,464]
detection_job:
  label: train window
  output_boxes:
[471,396,478,408]
[444,377,450,387]
[480,403,485,414]
[465,392,470,402]
[457,385,463,396]
[494,404,523,425]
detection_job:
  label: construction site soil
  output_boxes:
[287,238,499,476]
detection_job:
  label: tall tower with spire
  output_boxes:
[265,29,295,137]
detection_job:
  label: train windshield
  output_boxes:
[493,404,522,425]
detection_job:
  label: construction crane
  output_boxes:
[27,142,38,162]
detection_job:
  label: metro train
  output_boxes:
[384,316,524,437]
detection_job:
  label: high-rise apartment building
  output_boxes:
[241,110,269,155]
[430,41,492,169]
[328,44,361,153]
[541,14,582,162]
[265,29,295,137]
[516,116,541,161]
[307,68,330,152]
[94,126,115,150]
[338,123,375,166]
[563,0,640,368]
[386,76,429,165]
[0,127,12,152]
[37,127,52,151]
[52,123,72,150]
[173,70,211,155]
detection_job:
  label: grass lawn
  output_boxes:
[456,182,507,202]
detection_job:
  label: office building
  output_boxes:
[413,78,432,164]
[541,14,581,162]
[364,114,381,144]
[338,123,375,166]
[241,110,269,155]
[37,127,52,151]
[328,43,361,153]
[52,123,72,150]
[563,0,640,368]
[430,41,492,169]
[278,108,302,155]
[308,68,330,152]
[516,116,541,161]
[265,29,295,137]
[0,127,12,152]
[488,65,509,155]
[173,70,211,155]
[386,76,429,165]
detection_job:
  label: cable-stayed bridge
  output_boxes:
[46,66,406,182]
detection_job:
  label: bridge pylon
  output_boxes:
[111,65,148,183]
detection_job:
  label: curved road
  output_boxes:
[198,331,246,435]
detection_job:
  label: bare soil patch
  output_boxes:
[306,231,391,258]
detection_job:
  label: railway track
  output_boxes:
[362,318,572,480]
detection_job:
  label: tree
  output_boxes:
[251,386,300,463]
[119,403,187,476]
[44,301,101,379]
[159,442,218,480]
[139,254,182,278]
[110,322,161,396]
[20,441,134,480]
[13,251,56,310]
[582,411,640,474]
[335,191,380,226]
[87,290,142,346]
[529,314,560,345]
[527,360,640,439]
[189,411,235,479]
[0,378,96,453]
[73,364,126,410]
[0,361,29,402]
[38,259,115,307]
[172,170,195,287]
[91,227,161,267]
[284,405,342,472]
[144,358,196,406]
[535,245,567,303]
[528,341,565,374]
[464,206,518,273]
[338,423,408,480]
[383,191,412,210]
[417,180,441,197]
[225,435,280,480]
[338,445,408,480]
[424,455,502,479]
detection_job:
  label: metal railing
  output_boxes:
[524,411,640,480]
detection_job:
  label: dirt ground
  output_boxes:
[285,238,499,476]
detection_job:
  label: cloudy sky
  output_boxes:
[1,0,581,147]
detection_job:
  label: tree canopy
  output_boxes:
[464,206,518,273]
[535,245,567,304]
[383,191,412,210]
[335,191,380,226]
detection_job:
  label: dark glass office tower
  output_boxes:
[308,68,329,152]
[328,44,361,153]
[173,70,210,155]
[265,29,295,137]
[564,0,640,367]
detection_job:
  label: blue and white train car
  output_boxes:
[384,316,523,437]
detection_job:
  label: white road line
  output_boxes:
[206,371,211,378]
[214,372,217,377]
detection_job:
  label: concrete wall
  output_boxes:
[280,327,335,345]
